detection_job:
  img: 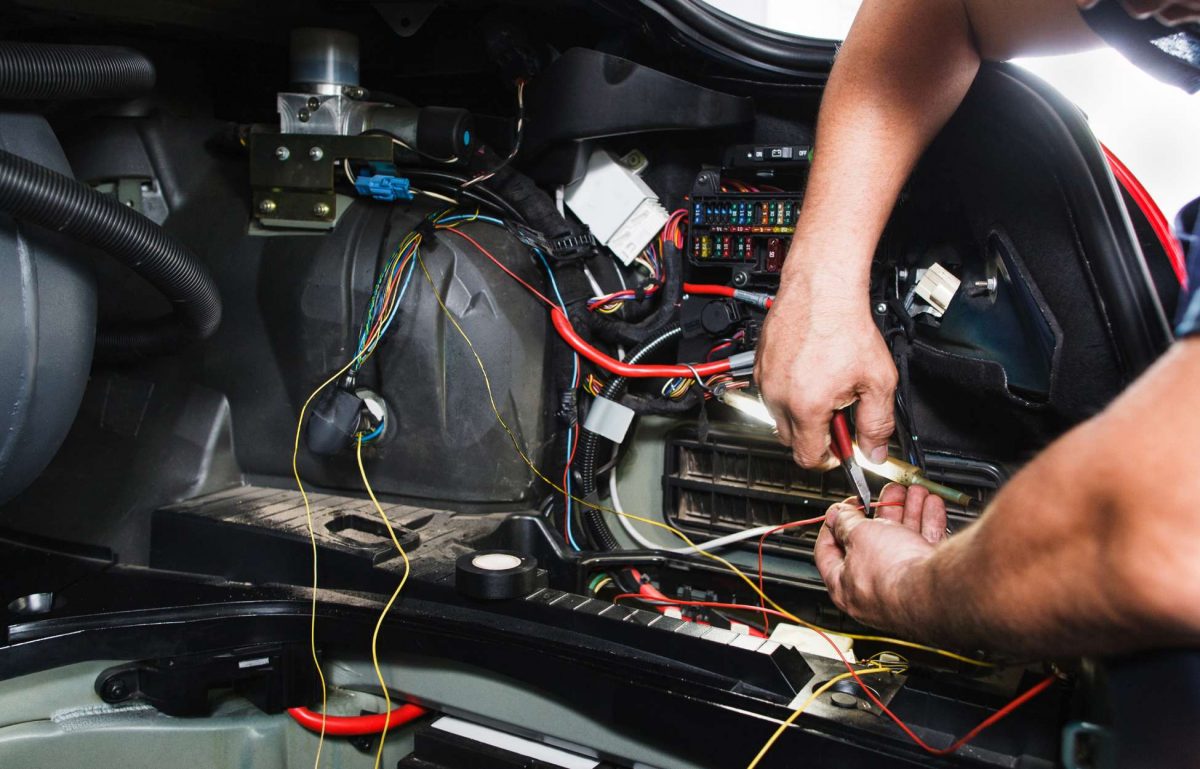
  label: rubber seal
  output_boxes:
[455,550,544,600]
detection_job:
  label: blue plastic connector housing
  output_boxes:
[354,173,414,202]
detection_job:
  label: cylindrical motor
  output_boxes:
[289,28,359,93]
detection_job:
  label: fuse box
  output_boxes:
[686,163,806,282]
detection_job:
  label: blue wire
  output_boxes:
[359,418,385,443]
[532,245,583,551]
[368,251,418,352]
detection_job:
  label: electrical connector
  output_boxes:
[912,262,961,318]
[564,149,669,265]
[354,173,414,202]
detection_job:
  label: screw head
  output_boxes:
[874,302,888,315]
[313,202,331,217]
[297,108,310,123]
[308,146,324,162]
[102,679,129,701]
[731,270,749,288]
[258,199,277,215]
[307,96,320,111]
[343,85,366,99]
[274,146,290,161]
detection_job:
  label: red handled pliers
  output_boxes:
[831,410,872,514]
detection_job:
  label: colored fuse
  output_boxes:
[766,237,785,272]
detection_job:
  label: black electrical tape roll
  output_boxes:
[456,550,542,600]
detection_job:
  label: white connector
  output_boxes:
[913,262,961,318]
[565,149,669,265]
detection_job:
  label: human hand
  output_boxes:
[754,281,897,468]
[814,483,947,630]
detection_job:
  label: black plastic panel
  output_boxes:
[662,427,1003,560]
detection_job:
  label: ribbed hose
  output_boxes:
[579,324,683,550]
[0,43,155,99]
[0,149,222,358]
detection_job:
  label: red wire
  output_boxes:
[563,425,580,544]
[442,226,735,379]
[756,515,827,631]
[683,282,774,309]
[550,308,733,379]
[287,704,427,736]
[1102,143,1187,287]
[614,593,1054,756]
[683,283,735,299]
[754,503,903,630]
[439,227,558,307]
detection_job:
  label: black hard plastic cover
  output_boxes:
[523,47,754,156]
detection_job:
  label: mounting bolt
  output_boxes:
[313,202,331,217]
[967,277,998,297]
[308,146,324,162]
[731,270,750,288]
[342,85,366,99]
[274,146,290,161]
[258,199,277,215]
[874,301,888,315]
[307,96,320,111]
[102,678,129,701]
[297,108,310,123]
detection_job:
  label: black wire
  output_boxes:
[394,167,525,222]
[710,606,768,635]
[360,128,460,164]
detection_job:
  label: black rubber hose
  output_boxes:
[579,324,683,550]
[0,149,222,358]
[0,43,155,100]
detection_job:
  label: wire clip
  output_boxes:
[354,173,415,202]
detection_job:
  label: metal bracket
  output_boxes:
[249,132,392,228]
[94,642,318,717]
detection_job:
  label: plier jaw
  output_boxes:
[831,410,873,514]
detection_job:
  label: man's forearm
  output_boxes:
[888,342,1200,657]
[782,0,980,293]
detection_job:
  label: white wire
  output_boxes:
[415,188,459,205]
[608,462,777,554]
[581,264,605,297]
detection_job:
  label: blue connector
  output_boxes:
[354,173,414,202]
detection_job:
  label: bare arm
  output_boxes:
[755,0,1100,468]
[817,340,1200,658]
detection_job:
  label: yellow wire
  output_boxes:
[745,667,895,769]
[356,436,412,769]
[415,251,992,669]
[291,357,360,769]
[289,231,424,768]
